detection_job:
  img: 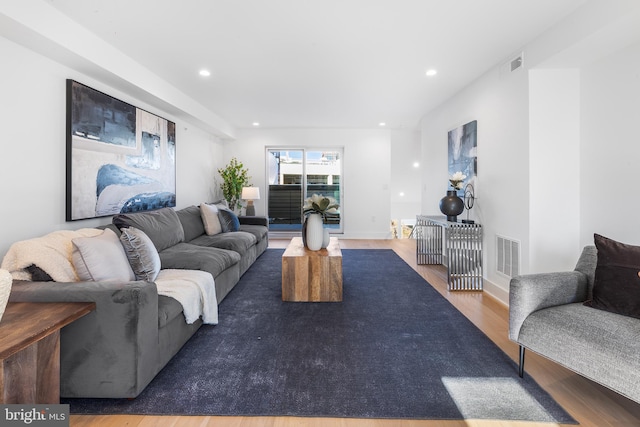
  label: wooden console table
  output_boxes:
[0,301,95,403]
[282,236,343,302]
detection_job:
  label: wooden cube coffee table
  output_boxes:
[282,236,342,302]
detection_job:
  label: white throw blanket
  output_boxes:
[155,269,218,325]
[1,229,218,325]
[1,228,102,281]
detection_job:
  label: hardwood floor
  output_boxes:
[70,239,640,427]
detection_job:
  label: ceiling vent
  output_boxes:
[509,52,524,72]
[496,235,520,278]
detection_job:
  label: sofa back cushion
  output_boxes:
[176,205,206,242]
[574,245,597,297]
[113,207,184,252]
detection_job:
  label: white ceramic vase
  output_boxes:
[305,213,324,251]
[0,269,13,323]
[321,228,330,248]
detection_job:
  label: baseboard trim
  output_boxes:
[483,278,509,306]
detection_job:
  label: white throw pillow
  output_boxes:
[120,227,162,281]
[72,228,135,282]
[200,203,223,235]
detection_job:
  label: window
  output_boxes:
[266,148,343,233]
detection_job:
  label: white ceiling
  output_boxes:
[47,0,587,130]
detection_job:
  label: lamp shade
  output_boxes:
[241,187,260,200]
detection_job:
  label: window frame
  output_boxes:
[265,147,344,235]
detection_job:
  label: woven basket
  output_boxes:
[0,269,12,323]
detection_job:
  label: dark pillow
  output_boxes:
[25,264,54,282]
[585,233,640,318]
[218,207,240,232]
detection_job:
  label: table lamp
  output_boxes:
[241,187,260,216]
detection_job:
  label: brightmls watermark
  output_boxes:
[1,405,69,426]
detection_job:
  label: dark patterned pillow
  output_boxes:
[585,233,640,318]
[25,264,54,282]
[217,207,240,232]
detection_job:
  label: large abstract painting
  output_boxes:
[66,80,176,221]
[447,120,477,195]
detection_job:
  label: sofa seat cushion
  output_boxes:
[519,302,640,401]
[158,243,240,278]
[188,231,257,254]
[158,295,183,329]
[238,224,268,243]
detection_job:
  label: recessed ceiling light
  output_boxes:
[413,162,420,168]
[425,69,437,77]
[199,69,211,77]
[379,122,386,127]
[399,192,405,197]
[252,122,260,126]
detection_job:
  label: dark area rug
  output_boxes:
[66,249,576,423]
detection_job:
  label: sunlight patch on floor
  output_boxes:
[441,377,560,423]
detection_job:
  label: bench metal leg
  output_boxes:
[519,345,525,378]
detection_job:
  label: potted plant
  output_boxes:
[302,194,339,250]
[218,158,250,212]
[302,194,340,221]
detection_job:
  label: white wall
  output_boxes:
[420,0,640,302]
[0,36,225,258]
[226,128,418,239]
[529,69,581,272]
[389,130,422,232]
[580,41,640,246]
[421,64,530,298]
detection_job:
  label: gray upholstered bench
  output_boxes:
[509,243,640,404]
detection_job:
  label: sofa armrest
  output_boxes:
[9,279,160,398]
[509,270,589,342]
[239,216,268,227]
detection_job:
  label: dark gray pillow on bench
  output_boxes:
[585,233,640,319]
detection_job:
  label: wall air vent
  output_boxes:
[510,52,524,72]
[496,235,520,278]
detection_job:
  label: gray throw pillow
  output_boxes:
[72,228,135,282]
[113,207,185,252]
[120,227,161,282]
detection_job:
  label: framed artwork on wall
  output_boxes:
[66,80,176,221]
[447,120,477,195]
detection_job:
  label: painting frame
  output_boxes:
[66,80,176,221]
[447,120,477,195]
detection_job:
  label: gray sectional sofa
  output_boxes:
[8,205,268,398]
[509,244,640,404]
